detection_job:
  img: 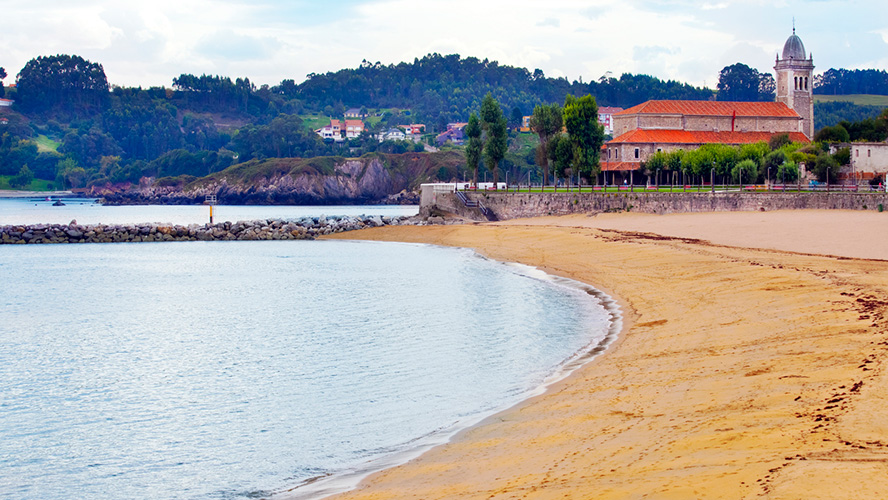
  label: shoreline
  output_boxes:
[278,251,628,500]
[321,211,888,499]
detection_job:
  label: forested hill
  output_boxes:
[295,53,714,128]
[0,53,886,196]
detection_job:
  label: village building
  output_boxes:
[0,98,13,107]
[846,142,888,183]
[598,106,623,136]
[315,118,366,141]
[344,108,363,118]
[344,119,365,139]
[379,128,406,142]
[404,124,425,137]
[602,30,814,174]
[315,119,344,141]
[436,122,467,146]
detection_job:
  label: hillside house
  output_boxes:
[345,108,364,118]
[0,98,13,107]
[405,124,425,137]
[380,128,406,142]
[436,122,467,146]
[316,119,344,141]
[344,119,365,139]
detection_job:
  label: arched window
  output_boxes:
[805,77,808,90]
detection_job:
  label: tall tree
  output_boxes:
[464,113,483,186]
[480,93,507,187]
[717,63,761,102]
[0,67,6,98]
[16,55,109,115]
[562,94,604,182]
[529,103,562,186]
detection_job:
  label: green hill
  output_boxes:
[814,94,888,106]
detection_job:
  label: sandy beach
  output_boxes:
[323,209,888,499]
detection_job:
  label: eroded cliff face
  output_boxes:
[97,155,441,205]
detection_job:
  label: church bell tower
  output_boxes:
[775,27,815,139]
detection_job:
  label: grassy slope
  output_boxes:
[0,176,57,191]
[814,94,888,106]
[35,134,60,152]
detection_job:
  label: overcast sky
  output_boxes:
[2,0,886,90]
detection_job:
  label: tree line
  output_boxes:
[1,53,886,192]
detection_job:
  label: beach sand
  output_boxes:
[323,210,888,499]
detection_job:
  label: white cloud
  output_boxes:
[0,0,883,90]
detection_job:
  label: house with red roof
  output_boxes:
[0,98,13,107]
[316,119,344,141]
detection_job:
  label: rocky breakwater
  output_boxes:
[0,215,415,245]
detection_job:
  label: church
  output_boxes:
[602,30,815,173]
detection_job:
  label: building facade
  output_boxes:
[602,29,814,173]
[849,142,888,182]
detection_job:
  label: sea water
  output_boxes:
[0,238,614,500]
[0,198,419,226]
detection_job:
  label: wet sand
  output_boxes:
[324,210,888,499]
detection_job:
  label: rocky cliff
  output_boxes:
[98,151,464,205]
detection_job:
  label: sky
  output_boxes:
[1,0,886,91]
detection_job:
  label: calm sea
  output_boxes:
[0,198,419,226]
[0,201,616,500]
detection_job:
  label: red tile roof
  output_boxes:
[615,100,800,118]
[345,119,364,127]
[607,129,809,145]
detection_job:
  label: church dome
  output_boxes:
[782,31,806,60]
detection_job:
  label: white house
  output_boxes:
[379,128,406,142]
[315,119,344,141]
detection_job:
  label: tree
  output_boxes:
[529,103,562,186]
[9,165,34,189]
[814,153,839,183]
[717,63,761,102]
[16,54,109,115]
[562,94,604,181]
[814,124,850,143]
[732,159,758,184]
[0,67,6,98]
[464,113,483,186]
[547,133,573,186]
[510,107,523,128]
[480,93,507,187]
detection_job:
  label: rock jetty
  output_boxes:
[0,215,419,245]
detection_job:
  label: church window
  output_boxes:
[805,77,808,90]
[868,149,871,158]
[794,77,797,90]
[856,149,859,157]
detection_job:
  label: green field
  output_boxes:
[0,176,57,191]
[814,94,888,106]
[35,134,61,152]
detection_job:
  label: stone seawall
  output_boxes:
[0,215,415,245]
[430,191,888,221]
